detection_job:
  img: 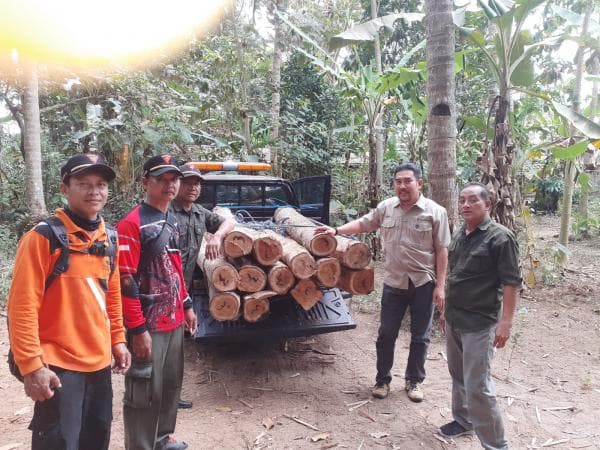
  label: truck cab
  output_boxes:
[190,162,355,342]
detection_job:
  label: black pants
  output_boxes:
[375,281,434,385]
[29,366,112,450]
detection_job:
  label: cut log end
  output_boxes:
[243,290,276,323]
[289,253,317,280]
[337,240,372,269]
[253,237,283,265]
[309,233,338,257]
[337,267,375,295]
[209,292,241,321]
[267,263,295,294]
[237,266,267,293]
[290,279,323,311]
[315,257,341,288]
[212,265,239,291]
[223,232,253,258]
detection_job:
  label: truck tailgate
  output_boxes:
[193,288,356,342]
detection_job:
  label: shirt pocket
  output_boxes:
[464,248,493,275]
[380,217,398,245]
[409,217,434,250]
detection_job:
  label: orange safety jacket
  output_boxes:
[7,208,126,376]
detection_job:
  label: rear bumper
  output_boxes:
[193,288,356,343]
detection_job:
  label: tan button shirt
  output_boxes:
[358,194,450,289]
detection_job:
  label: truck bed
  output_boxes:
[193,288,356,343]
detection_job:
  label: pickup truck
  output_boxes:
[189,162,356,342]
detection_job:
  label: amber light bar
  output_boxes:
[190,162,272,172]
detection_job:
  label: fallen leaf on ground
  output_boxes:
[370,432,389,439]
[215,406,232,412]
[262,417,275,430]
[311,432,331,442]
[0,444,23,450]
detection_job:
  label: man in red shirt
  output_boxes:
[117,154,195,450]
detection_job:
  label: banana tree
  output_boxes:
[460,0,557,230]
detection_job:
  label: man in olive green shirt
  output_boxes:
[439,182,521,450]
[316,163,450,402]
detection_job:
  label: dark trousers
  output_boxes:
[375,282,434,385]
[124,326,184,450]
[29,366,112,450]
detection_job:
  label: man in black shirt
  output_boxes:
[439,182,521,450]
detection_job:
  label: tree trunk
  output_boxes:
[21,60,47,218]
[333,235,372,269]
[271,0,284,176]
[371,0,384,191]
[336,266,375,295]
[424,0,458,230]
[273,207,337,256]
[559,9,591,246]
[290,278,323,310]
[315,257,341,288]
[267,261,295,294]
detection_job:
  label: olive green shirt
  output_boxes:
[358,194,451,289]
[446,217,522,333]
[171,201,224,290]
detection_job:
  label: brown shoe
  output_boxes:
[371,383,390,399]
[405,380,424,402]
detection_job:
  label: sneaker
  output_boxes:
[405,380,424,403]
[162,436,188,450]
[438,420,473,438]
[371,382,390,399]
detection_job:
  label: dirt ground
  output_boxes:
[1,216,599,450]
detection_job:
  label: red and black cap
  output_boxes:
[61,153,116,182]
[179,164,203,180]
[142,154,182,177]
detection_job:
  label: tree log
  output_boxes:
[267,261,295,295]
[209,288,241,321]
[197,240,238,291]
[334,236,372,269]
[253,229,283,266]
[243,290,276,322]
[336,266,375,295]
[213,206,254,257]
[273,207,337,256]
[290,278,323,311]
[229,257,267,293]
[315,257,341,288]
[268,231,317,279]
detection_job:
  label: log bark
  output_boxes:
[268,231,317,279]
[229,257,267,293]
[273,207,337,257]
[290,278,323,311]
[336,267,375,295]
[197,240,239,291]
[315,257,341,288]
[243,290,276,322]
[267,261,295,295]
[334,236,372,270]
[209,288,241,321]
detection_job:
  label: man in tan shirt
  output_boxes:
[316,163,450,402]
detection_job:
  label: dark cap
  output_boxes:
[61,153,116,182]
[143,154,182,177]
[179,164,203,180]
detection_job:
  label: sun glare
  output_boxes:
[0,0,228,67]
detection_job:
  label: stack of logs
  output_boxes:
[197,207,374,323]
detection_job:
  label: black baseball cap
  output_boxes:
[143,154,182,177]
[61,153,116,182]
[179,164,203,180]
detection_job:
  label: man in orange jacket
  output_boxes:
[7,153,131,450]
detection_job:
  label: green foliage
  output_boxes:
[0,224,17,306]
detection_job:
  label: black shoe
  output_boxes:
[438,420,473,438]
[178,399,193,409]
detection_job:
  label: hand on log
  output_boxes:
[205,235,223,260]
[314,225,335,236]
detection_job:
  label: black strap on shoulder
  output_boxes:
[105,225,118,275]
[43,216,70,290]
[138,213,175,273]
